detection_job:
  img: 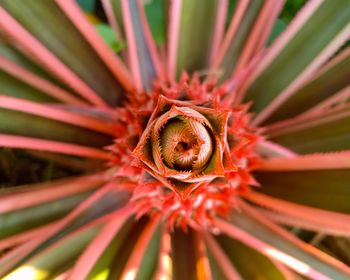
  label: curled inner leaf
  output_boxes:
[160,117,213,171]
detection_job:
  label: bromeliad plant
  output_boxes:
[1,0,350,279]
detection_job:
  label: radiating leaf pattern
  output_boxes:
[0,0,350,279]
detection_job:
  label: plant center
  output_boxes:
[116,76,260,228]
[160,117,212,171]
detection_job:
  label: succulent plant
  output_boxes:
[1,0,350,279]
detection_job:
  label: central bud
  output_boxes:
[133,95,236,198]
[154,108,212,173]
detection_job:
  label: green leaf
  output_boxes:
[0,44,69,90]
[77,0,96,12]
[266,48,350,123]
[0,149,79,187]
[216,234,286,280]
[64,191,130,233]
[206,249,229,280]
[109,0,124,36]
[268,19,287,46]
[175,0,222,77]
[255,170,350,213]
[135,225,161,280]
[227,208,350,280]
[268,106,350,153]
[280,0,307,22]
[95,23,125,53]
[225,0,237,28]
[24,151,105,173]
[0,190,130,275]
[0,70,57,103]
[218,0,264,81]
[0,43,79,101]
[106,217,148,280]
[323,237,350,266]
[3,222,101,280]
[0,190,92,240]
[144,0,166,44]
[171,228,200,280]
[0,108,112,147]
[120,0,159,91]
[244,1,350,117]
[87,218,134,280]
[1,0,126,105]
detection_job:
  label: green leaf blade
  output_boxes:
[255,170,350,214]
[244,1,350,119]
[1,0,126,105]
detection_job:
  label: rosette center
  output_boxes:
[160,117,213,171]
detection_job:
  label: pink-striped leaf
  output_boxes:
[56,0,133,93]
[121,215,161,280]
[256,140,298,158]
[0,104,112,147]
[68,207,133,280]
[25,150,105,172]
[0,96,115,136]
[214,233,287,279]
[2,218,103,280]
[0,68,55,103]
[0,42,69,90]
[0,173,109,244]
[0,222,57,251]
[259,208,350,238]
[0,0,131,106]
[244,191,350,236]
[102,0,124,41]
[266,105,350,153]
[85,217,135,279]
[0,134,111,160]
[0,172,107,213]
[254,169,350,214]
[214,0,283,82]
[204,233,243,280]
[265,46,350,124]
[171,228,211,280]
[153,229,172,280]
[97,217,150,279]
[115,0,163,91]
[0,190,94,241]
[242,0,350,125]
[0,53,84,105]
[168,0,227,79]
[258,151,350,171]
[216,201,350,280]
[0,183,130,275]
[0,183,115,270]
[0,6,107,108]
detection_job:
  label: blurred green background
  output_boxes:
[77,0,306,53]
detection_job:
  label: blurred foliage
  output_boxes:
[0,149,78,188]
[268,19,287,46]
[323,237,350,265]
[95,23,126,52]
[77,0,95,12]
[76,0,305,49]
[226,0,237,27]
[144,0,166,44]
[280,0,307,22]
